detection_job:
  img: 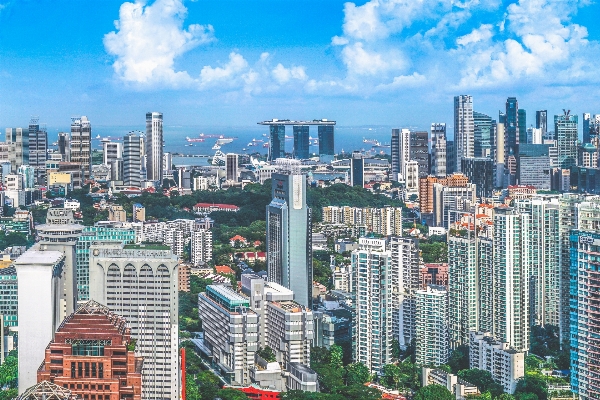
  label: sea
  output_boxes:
[40,125,394,167]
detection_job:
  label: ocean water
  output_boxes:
[43,125,394,165]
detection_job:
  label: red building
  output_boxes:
[233,385,280,400]
[38,300,143,400]
[420,263,449,289]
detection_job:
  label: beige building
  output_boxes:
[108,205,126,222]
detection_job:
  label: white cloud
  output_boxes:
[199,52,248,87]
[271,64,307,84]
[103,0,214,86]
[456,24,494,46]
[341,42,406,76]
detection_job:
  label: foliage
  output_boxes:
[126,339,136,352]
[330,345,343,369]
[495,395,516,400]
[380,364,402,389]
[530,325,560,358]
[257,346,276,363]
[179,276,213,333]
[344,363,371,386]
[0,232,30,250]
[391,338,401,359]
[218,388,250,400]
[0,351,18,389]
[514,375,548,400]
[313,259,332,287]
[457,369,504,398]
[281,385,381,400]
[448,345,470,373]
[0,389,17,400]
[419,242,448,263]
[413,384,454,400]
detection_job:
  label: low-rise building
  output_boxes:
[422,368,479,400]
[193,202,239,213]
[108,205,126,222]
[469,331,525,394]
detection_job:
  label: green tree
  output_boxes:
[217,388,249,400]
[515,394,538,400]
[391,338,401,359]
[514,375,548,400]
[315,364,345,393]
[0,388,18,400]
[413,384,454,400]
[380,364,401,389]
[495,394,516,400]
[185,375,201,400]
[257,346,276,362]
[196,370,221,400]
[448,345,469,373]
[0,351,18,389]
[337,384,382,400]
[344,363,371,385]
[330,345,343,369]
[458,369,504,398]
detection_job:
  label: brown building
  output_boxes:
[420,263,449,289]
[178,262,191,292]
[38,300,143,400]
[419,173,470,214]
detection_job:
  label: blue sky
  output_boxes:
[0,0,599,132]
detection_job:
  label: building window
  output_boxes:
[92,362,97,378]
[78,362,83,378]
[71,362,76,378]
[99,364,104,379]
[85,362,90,377]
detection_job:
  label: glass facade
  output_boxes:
[318,125,334,161]
[0,266,18,327]
[293,125,310,159]
[269,125,285,161]
[473,112,493,158]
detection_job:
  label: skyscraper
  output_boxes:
[145,112,163,182]
[536,110,547,137]
[58,132,70,162]
[473,112,493,158]
[318,124,334,163]
[583,113,600,145]
[410,131,429,178]
[266,172,312,307]
[391,128,410,181]
[415,285,449,366]
[350,152,365,187]
[518,109,527,145]
[454,95,474,172]
[226,153,238,181]
[5,127,26,173]
[123,133,142,187]
[555,110,578,169]
[70,116,92,181]
[89,242,179,400]
[103,140,122,166]
[505,98,519,164]
[269,124,286,161]
[461,157,494,198]
[431,123,447,177]
[28,117,48,185]
[293,125,310,159]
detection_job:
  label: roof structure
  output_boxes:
[57,299,128,336]
[16,380,77,400]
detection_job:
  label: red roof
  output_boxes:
[230,235,247,242]
[215,265,235,275]
[194,202,240,210]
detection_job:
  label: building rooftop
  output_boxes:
[123,243,170,250]
[14,250,64,266]
[0,266,17,276]
[16,381,77,400]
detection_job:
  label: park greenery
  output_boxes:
[0,350,18,400]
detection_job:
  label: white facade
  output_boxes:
[15,249,66,394]
[469,331,525,394]
[431,123,447,177]
[89,243,179,400]
[454,95,474,172]
[103,141,122,166]
[415,285,449,366]
[403,160,419,195]
[191,229,212,265]
[145,112,163,182]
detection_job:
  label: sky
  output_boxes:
[0,0,599,133]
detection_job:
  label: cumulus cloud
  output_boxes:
[456,24,494,46]
[271,64,307,84]
[199,52,248,87]
[104,0,215,86]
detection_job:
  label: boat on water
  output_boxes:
[263,143,269,148]
[363,138,379,145]
[216,137,234,145]
[247,142,254,147]
[186,143,194,147]
[212,143,221,150]
[186,136,205,142]
[95,134,101,139]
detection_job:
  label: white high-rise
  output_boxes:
[191,229,213,265]
[146,112,163,182]
[431,123,447,177]
[454,95,474,172]
[415,285,449,366]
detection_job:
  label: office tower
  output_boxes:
[318,124,334,163]
[536,110,547,136]
[518,109,527,144]
[448,215,494,348]
[266,172,312,307]
[75,225,137,301]
[391,128,410,181]
[352,237,393,372]
[473,112,493,157]
[123,133,142,187]
[404,160,419,195]
[514,197,560,327]
[350,152,365,187]
[89,242,179,400]
[293,125,310,159]
[0,266,18,327]
[415,285,449,366]
[191,229,213,265]
[37,300,143,400]
[103,140,122,166]
[226,153,238,181]
[454,95,474,172]
[432,182,477,228]
[145,112,163,182]
[15,248,66,393]
[555,110,578,169]
[492,207,529,352]
[527,127,543,144]
[496,122,506,188]
[389,237,422,349]
[5,127,26,172]
[469,332,525,394]
[578,143,598,168]
[583,113,600,145]
[410,131,429,178]
[70,116,92,181]
[58,132,70,161]
[28,117,48,184]
[419,173,469,216]
[446,140,456,174]
[516,144,552,189]
[37,208,84,315]
[269,124,286,161]
[505,98,519,164]
[461,157,494,198]
[431,123,447,177]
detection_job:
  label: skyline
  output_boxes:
[0,0,599,130]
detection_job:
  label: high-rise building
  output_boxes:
[103,140,122,167]
[415,285,449,366]
[123,133,142,187]
[496,122,506,188]
[266,172,312,307]
[505,98,519,164]
[410,131,429,178]
[350,152,365,187]
[518,109,527,145]
[191,229,212,265]
[492,207,529,352]
[15,248,66,393]
[432,182,477,228]
[536,110,547,136]
[5,127,26,172]
[461,157,494,198]
[293,125,310,159]
[431,123,447,177]
[454,95,474,172]
[132,203,145,222]
[70,116,92,181]
[269,124,286,161]
[352,237,392,372]
[391,128,410,181]
[318,124,334,163]
[226,153,238,181]
[89,242,179,400]
[583,113,600,145]
[58,132,71,162]
[446,140,456,174]
[145,112,163,182]
[474,112,493,158]
[28,117,48,185]
[516,144,552,189]
[555,110,578,169]
[0,266,18,328]
[37,300,143,400]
